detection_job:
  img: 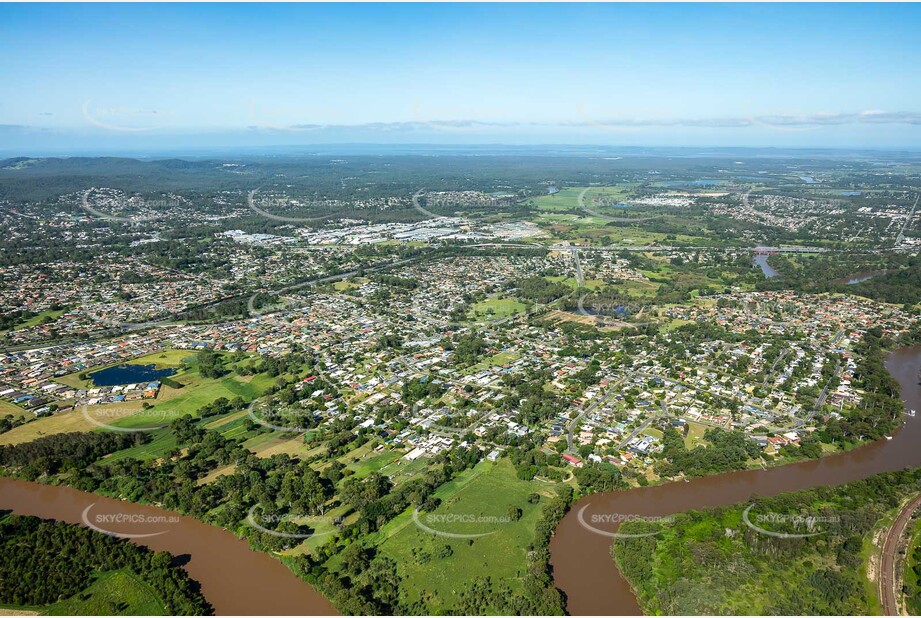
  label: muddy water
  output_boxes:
[549,345,921,615]
[0,479,337,616]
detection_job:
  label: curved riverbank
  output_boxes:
[0,479,337,616]
[549,344,921,615]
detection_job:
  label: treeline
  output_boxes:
[441,332,489,366]
[19,416,485,615]
[655,427,761,478]
[514,276,572,303]
[614,468,921,615]
[0,515,211,614]
[818,326,904,445]
[0,431,145,479]
[299,446,484,614]
[761,253,921,306]
[849,261,921,305]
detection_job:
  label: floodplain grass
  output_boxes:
[374,458,550,613]
[42,570,166,616]
[196,463,237,486]
[0,399,29,419]
[0,409,97,446]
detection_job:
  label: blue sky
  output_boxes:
[1,3,920,152]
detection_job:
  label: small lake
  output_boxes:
[89,363,176,387]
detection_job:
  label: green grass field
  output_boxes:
[43,570,166,615]
[467,350,521,373]
[0,309,66,336]
[683,421,709,448]
[0,399,29,419]
[530,186,639,213]
[373,459,552,613]
[469,297,526,319]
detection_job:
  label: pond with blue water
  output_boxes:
[89,363,177,386]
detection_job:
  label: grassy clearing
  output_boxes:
[102,429,177,462]
[0,309,66,336]
[374,458,551,613]
[244,432,308,457]
[683,421,709,449]
[0,409,96,446]
[467,350,521,373]
[469,297,526,319]
[333,280,361,292]
[530,186,639,213]
[536,211,710,246]
[196,463,237,486]
[346,448,404,479]
[43,570,166,616]
[0,400,29,419]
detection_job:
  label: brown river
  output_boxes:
[549,344,921,615]
[1,346,919,616]
[0,477,337,615]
